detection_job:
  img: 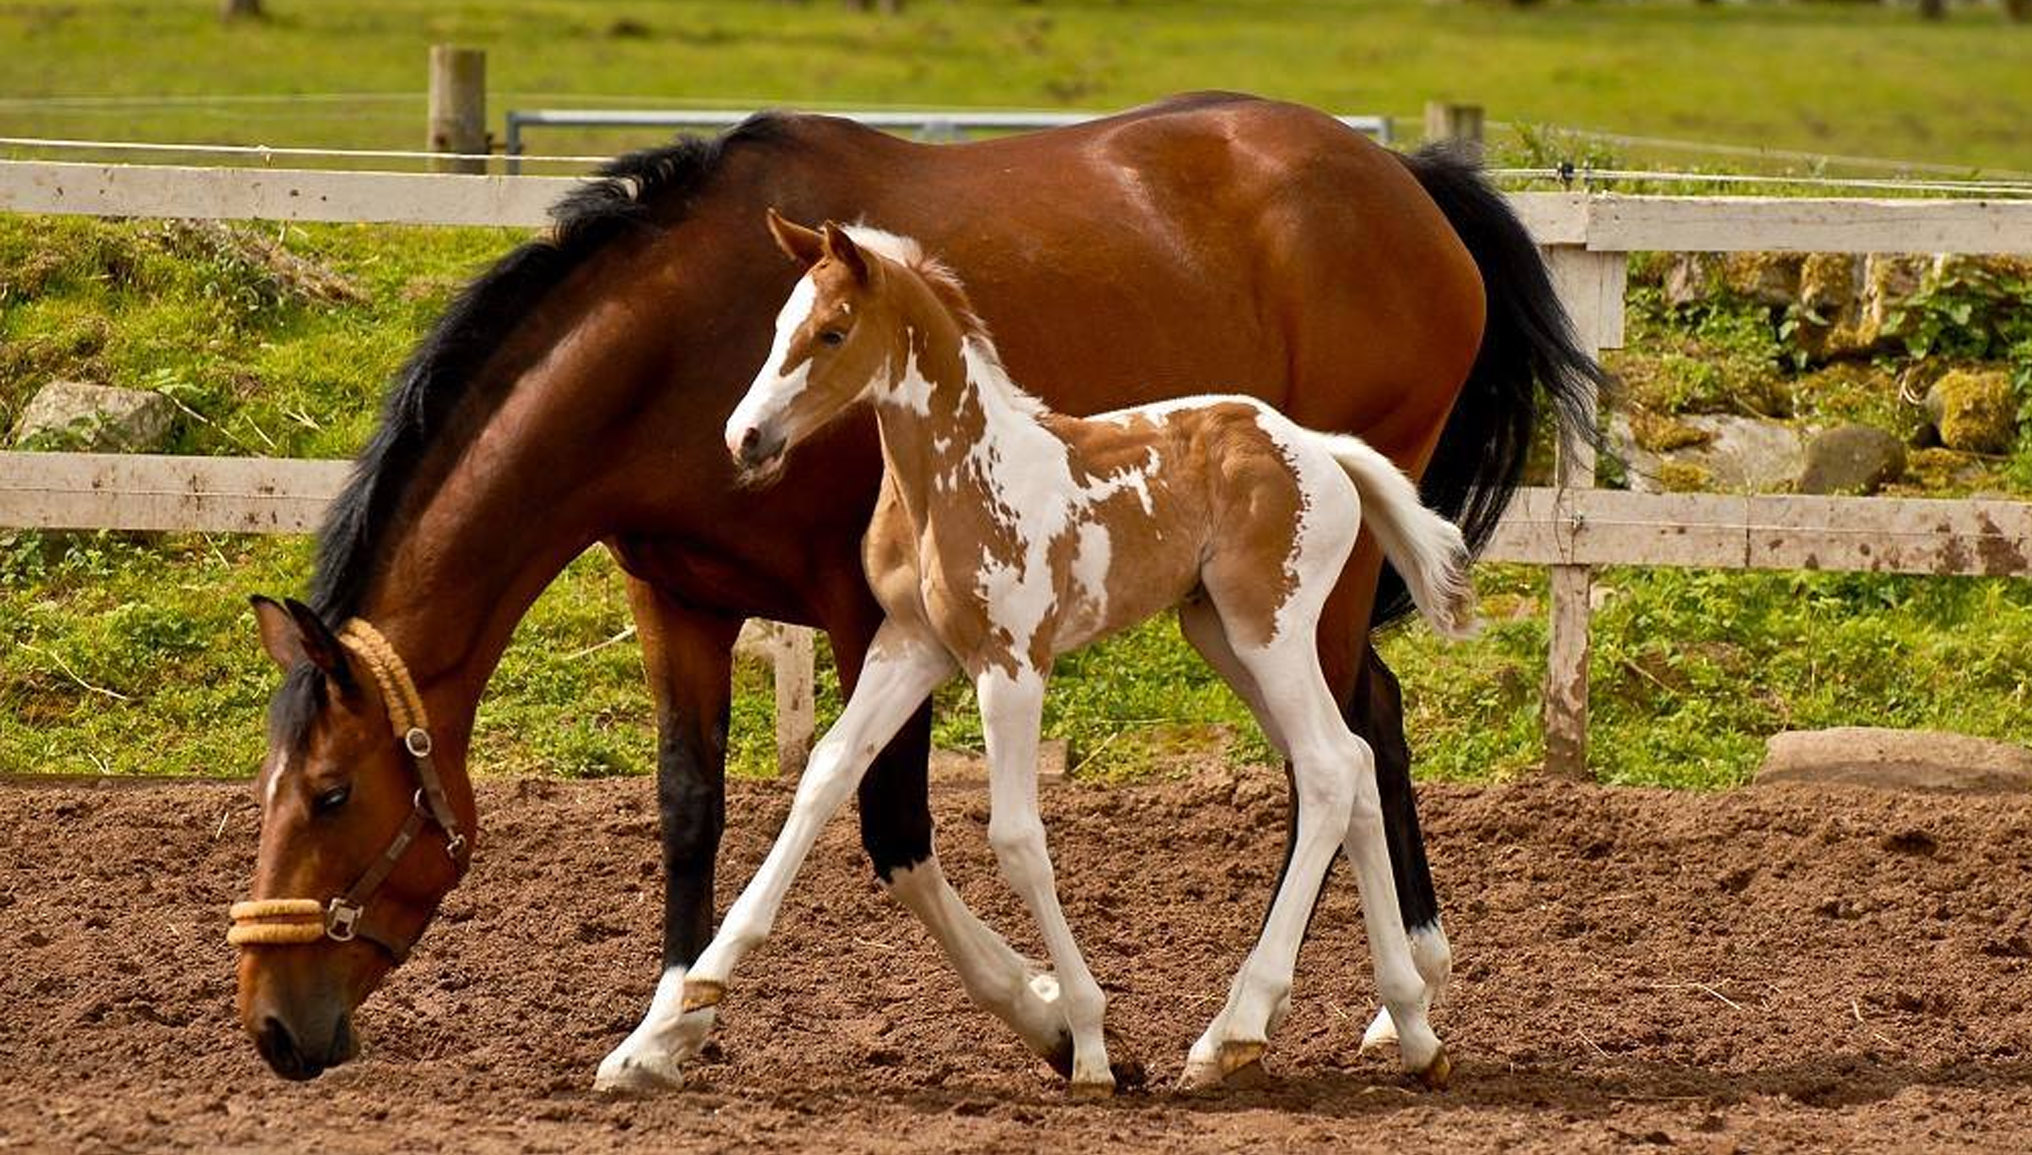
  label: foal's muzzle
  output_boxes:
[730,424,788,476]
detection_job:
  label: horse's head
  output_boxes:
[232,596,471,1080]
[724,210,910,480]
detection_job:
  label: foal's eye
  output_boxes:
[312,785,352,814]
[818,329,846,347]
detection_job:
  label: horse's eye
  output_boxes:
[313,785,352,814]
[818,329,846,347]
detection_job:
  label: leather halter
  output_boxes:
[228,619,471,964]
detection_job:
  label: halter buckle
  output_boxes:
[404,727,433,758]
[325,897,363,942]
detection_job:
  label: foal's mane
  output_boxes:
[307,115,790,621]
[844,226,989,341]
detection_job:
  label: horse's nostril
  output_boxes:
[256,1015,326,1081]
[257,1016,303,1079]
[739,427,762,454]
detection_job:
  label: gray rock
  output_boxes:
[12,381,175,452]
[1798,423,1905,495]
[1608,413,1807,494]
[1757,727,2032,794]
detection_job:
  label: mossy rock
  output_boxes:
[1926,368,2016,454]
[1629,409,1714,452]
[1657,461,1713,492]
[1798,423,1906,496]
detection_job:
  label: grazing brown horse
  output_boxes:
[690,215,1478,1094]
[229,93,1601,1089]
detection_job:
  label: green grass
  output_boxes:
[3,216,2028,787]
[3,3,2032,786]
[1,1,2028,172]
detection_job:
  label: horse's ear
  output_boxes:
[275,597,357,694]
[766,208,825,267]
[819,222,870,284]
[251,595,306,672]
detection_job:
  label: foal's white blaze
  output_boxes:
[723,274,820,454]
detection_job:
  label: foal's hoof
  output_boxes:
[594,1052,687,1096]
[1068,1077,1117,1101]
[1043,1030,1146,1091]
[1177,1040,1268,1092]
[680,978,725,1014]
[1413,1045,1453,1091]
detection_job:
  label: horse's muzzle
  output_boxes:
[253,1010,357,1081]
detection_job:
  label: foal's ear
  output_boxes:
[766,208,825,268]
[819,222,870,284]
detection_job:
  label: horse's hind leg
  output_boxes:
[977,667,1115,1097]
[1348,648,1453,1056]
[681,622,954,1010]
[1180,625,1360,1089]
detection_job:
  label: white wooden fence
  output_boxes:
[4,159,2031,776]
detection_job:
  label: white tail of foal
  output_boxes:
[1315,433,1479,642]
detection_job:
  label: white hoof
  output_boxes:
[1360,1006,1399,1054]
[594,968,717,1096]
[594,1047,688,1094]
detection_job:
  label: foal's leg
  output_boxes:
[596,580,740,1094]
[977,667,1115,1097]
[681,623,954,1011]
[835,623,1081,1069]
[1180,629,1358,1089]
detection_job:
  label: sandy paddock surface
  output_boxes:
[5,769,2032,1153]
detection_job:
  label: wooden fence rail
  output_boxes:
[4,159,2030,777]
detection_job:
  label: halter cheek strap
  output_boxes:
[228,618,471,964]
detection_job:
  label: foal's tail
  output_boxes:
[1320,434,1479,641]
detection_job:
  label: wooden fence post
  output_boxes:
[427,46,487,175]
[1423,101,1485,157]
[773,626,817,776]
[1541,243,1625,779]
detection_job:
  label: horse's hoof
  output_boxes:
[1069,1077,1116,1101]
[1220,1039,1266,1078]
[680,978,725,1014]
[1414,1045,1453,1091]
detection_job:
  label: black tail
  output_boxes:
[1372,143,1608,629]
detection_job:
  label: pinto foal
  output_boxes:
[693,212,1476,1095]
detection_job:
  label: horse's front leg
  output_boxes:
[976,667,1115,1098]
[596,579,742,1094]
[681,622,954,1010]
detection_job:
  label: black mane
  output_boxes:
[307,114,789,620]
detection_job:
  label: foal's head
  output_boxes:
[725,210,956,478]
[233,597,469,1080]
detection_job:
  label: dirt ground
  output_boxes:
[5,766,2032,1153]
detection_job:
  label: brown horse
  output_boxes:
[691,215,1478,1094]
[230,93,1600,1089]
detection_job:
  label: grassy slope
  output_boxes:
[0,1,2027,171]
[2,2,2031,783]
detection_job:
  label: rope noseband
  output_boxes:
[228,618,470,963]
